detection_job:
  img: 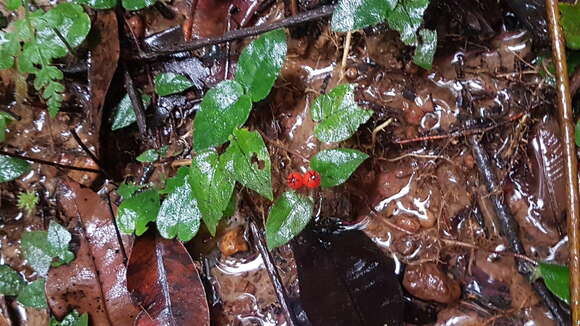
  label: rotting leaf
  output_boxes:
[234,28,288,102]
[386,0,430,46]
[535,263,570,304]
[121,0,156,11]
[154,72,195,96]
[111,93,151,130]
[17,279,47,309]
[193,80,252,150]
[50,310,89,326]
[189,149,235,236]
[0,265,24,296]
[118,189,160,236]
[559,2,580,50]
[311,148,368,188]
[292,227,405,326]
[331,0,397,32]
[0,155,30,183]
[311,84,373,143]
[223,128,273,200]
[127,232,210,326]
[157,170,202,242]
[265,191,313,249]
[412,29,437,70]
[88,11,119,134]
[48,180,138,324]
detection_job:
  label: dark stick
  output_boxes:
[69,128,104,169]
[243,192,297,326]
[106,193,129,265]
[0,150,102,173]
[469,135,570,326]
[123,66,148,137]
[132,5,334,60]
[249,219,297,326]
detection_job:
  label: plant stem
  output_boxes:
[546,0,580,324]
[132,5,335,60]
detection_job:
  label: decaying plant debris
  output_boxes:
[1,0,580,325]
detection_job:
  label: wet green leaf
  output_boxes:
[7,0,22,11]
[157,169,201,241]
[122,0,156,11]
[47,221,74,265]
[50,310,89,326]
[265,191,313,249]
[154,72,194,96]
[331,0,397,32]
[111,93,151,130]
[536,263,570,304]
[21,222,74,276]
[193,80,252,150]
[0,112,16,142]
[76,0,117,10]
[190,150,235,235]
[17,279,47,308]
[0,155,30,183]
[235,29,287,102]
[560,3,580,50]
[117,182,142,199]
[136,149,159,163]
[386,0,430,46]
[22,231,53,276]
[160,167,190,195]
[118,189,160,236]
[311,148,368,188]
[0,265,24,296]
[223,129,273,200]
[412,29,437,70]
[223,192,237,218]
[311,84,373,143]
[35,3,91,60]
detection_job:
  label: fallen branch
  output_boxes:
[545,0,580,325]
[470,136,570,326]
[132,5,335,60]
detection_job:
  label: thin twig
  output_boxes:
[546,0,580,324]
[260,131,310,162]
[132,5,335,60]
[339,31,352,82]
[0,150,101,173]
[69,129,102,167]
[123,65,148,137]
[243,192,297,326]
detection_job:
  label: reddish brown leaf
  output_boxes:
[127,232,210,326]
[46,180,139,325]
[88,11,120,138]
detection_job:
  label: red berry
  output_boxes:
[303,170,321,188]
[287,172,304,190]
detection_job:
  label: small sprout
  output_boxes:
[287,172,304,190]
[303,170,321,189]
[17,191,39,215]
